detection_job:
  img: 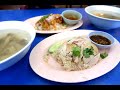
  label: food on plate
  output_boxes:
[91,10,120,20]
[35,14,67,31]
[44,36,108,71]
[90,35,111,45]
[0,30,30,61]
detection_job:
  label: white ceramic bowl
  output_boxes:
[85,5,120,29]
[0,21,36,71]
[88,31,115,49]
[61,10,82,25]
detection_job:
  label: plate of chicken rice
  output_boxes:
[29,30,120,83]
[24,14,83,34]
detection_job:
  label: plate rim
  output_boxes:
[24,15,83,34]
[29,29,120,83]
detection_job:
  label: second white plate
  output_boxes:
[24,15,83,34]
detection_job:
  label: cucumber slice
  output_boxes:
[49,41,64,53]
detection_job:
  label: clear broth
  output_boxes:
[0,29,31,61]
[91,10,120,20]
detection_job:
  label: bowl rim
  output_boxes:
[88,31,115,47]
[85,5,120,21]
[61,10,82,21]
[0,21,36,64]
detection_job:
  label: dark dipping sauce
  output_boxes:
[90,35,111,45]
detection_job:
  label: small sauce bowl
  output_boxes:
[61,10,82,25]
[88,31,115,49]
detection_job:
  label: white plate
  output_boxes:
[29,30,120,83]
[24,16,83,34]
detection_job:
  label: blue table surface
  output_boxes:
[0,8,120,85]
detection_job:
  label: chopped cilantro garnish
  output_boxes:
[39,14,51,22]
[62,22,67,26]
[72,46,81,57]
[100,52,108,59]
[83,47,94,58]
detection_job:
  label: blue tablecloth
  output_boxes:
[0,8,120,85]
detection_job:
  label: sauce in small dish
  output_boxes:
[88,31,115,49]
[64,14,79,20]
[61,10,82,25]
[90,35,111,45]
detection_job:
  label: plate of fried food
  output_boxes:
[24,14,83,34]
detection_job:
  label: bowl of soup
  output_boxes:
[88,31,115,49]
[61,10,82,25]
[0,21,36,71]
[85,5,120,29]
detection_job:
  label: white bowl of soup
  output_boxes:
[85,5,120,29]
[0,21,36,71]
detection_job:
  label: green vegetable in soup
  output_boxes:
[100,52,108,59]
[0,31,30,61]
